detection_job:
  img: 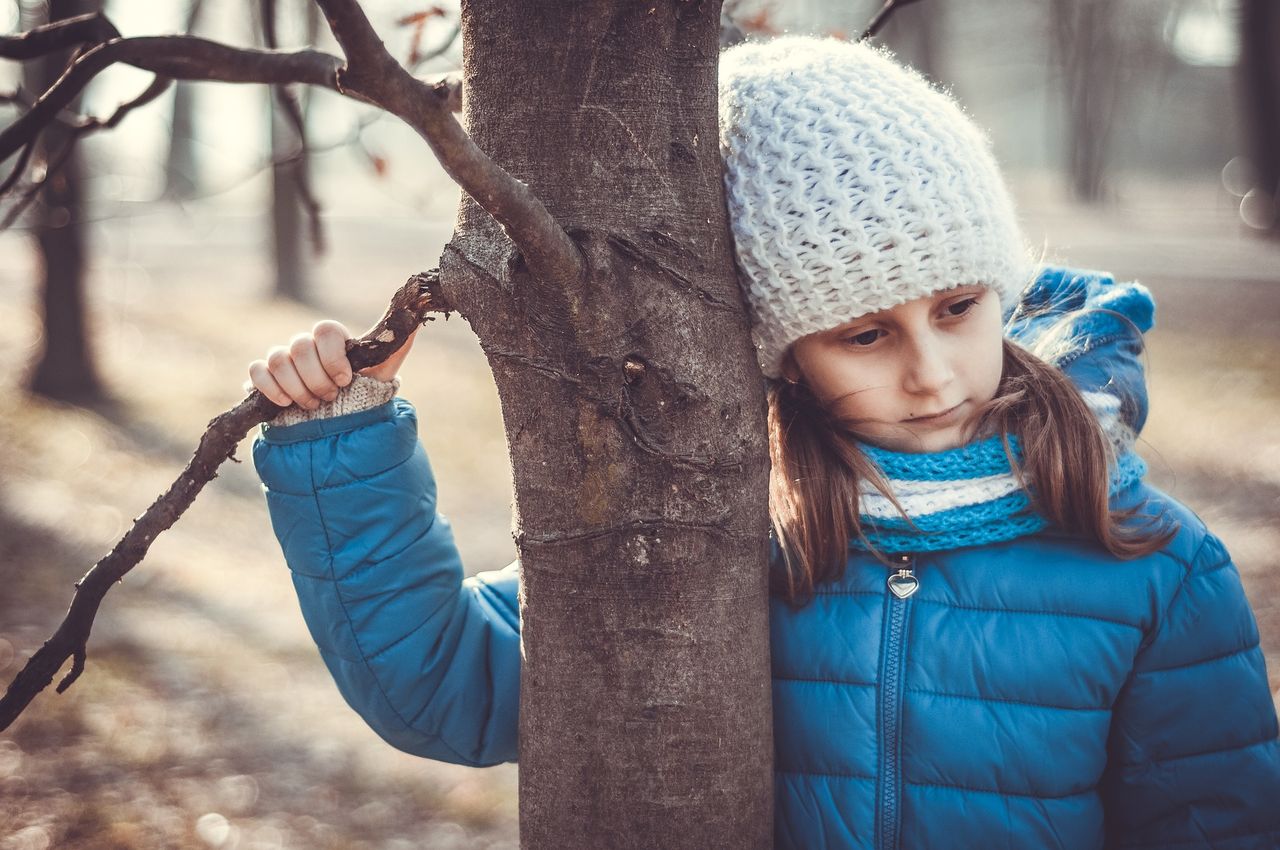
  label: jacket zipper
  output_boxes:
[878,552,917,850]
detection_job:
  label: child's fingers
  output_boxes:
[312,320,353,387]
[248,359,294,408]
[264,344,322,409]
[359,325,419,383]
[287,333,341,403]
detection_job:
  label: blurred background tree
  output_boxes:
[162,0,204,202]
[18,0,103,402]
[1238,0,1280,235]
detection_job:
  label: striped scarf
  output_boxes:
[852,392,1147,553]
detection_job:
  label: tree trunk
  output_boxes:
[877,0,942,84]
[270,97,310,300]
[1049,0,1119,203]
[23,0,102,402]
[442,1,773,847]
[270,0,321,300]
[1239,0,1280,234]
[163,0,206,200]
[164,77,200,200]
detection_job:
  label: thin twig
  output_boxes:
[0,139,36,198]
[0,272,454,732]
[859,0,927,42]
[1,76,173,231]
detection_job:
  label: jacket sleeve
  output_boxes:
[1101,531,1280,848]
[251,397,521,767]
[1006,265,1153,436]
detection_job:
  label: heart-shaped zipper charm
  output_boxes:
[887,570,919,599]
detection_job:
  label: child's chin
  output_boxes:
[860,425,969,454]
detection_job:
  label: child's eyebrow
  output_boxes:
[823,286,990,336]
[941,284,989,297]
[827,315,879,334]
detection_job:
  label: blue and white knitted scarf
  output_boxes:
[852,392,1147,553]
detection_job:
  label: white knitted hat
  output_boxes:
[719,36,1037,378]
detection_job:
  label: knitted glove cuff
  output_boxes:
[268,374,401,427]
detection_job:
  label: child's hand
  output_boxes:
[248,320,418,408]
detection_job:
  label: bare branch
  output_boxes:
[0,140,36,198]
[88,75,175,131]
[0,11,120,60]
[400,10,459,72]
[314,0,583,286]
[0,36,343,165]
[2,133,74,231]
[2,75,173,231]
[312,0,400,75]
[859,0,927,43]
[3,3,577,284]
[0,272,454,732]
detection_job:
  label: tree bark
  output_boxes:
[23,0,102,402]
[442,1,773,847]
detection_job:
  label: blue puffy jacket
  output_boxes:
[252,267,1280,848]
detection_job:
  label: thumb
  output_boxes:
[358,326,419,383]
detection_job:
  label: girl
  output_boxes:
[249,36,1280,849]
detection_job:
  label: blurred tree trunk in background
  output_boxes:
[1239,0,1280,235]
[22,0,102,402]
[269,103,309,301]
[269,0,321,301]
[1048,0,1119,202]
[876,0,941,83]
[163,0,206,201]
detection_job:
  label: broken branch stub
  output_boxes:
[0,272,452,733]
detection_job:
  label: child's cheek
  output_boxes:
[969,302,1007,403]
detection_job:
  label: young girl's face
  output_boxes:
[784,285,1004,453]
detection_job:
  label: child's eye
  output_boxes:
[945,297,980,317]
[843,328,884,347]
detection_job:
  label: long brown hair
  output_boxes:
[768,323,1177,607]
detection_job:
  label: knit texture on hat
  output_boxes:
[718,35,1037,378]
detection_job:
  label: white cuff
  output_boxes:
[269,374,401,427]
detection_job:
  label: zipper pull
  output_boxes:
[887,553,919,599]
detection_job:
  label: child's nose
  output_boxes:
[902,334,956,395]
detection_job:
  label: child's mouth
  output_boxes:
[905,402,966,426]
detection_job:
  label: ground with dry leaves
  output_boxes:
[0,173,1277,849]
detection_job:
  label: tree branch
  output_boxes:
[0,272,454,732]
[1,8,576,284]
[0,11,120,59]
[2,75,173,230]
[3,5,579,287]
[313,0,583,286]
[0,36,344,166]
[859,0,927,42]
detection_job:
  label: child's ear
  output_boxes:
[780,350,803,385]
